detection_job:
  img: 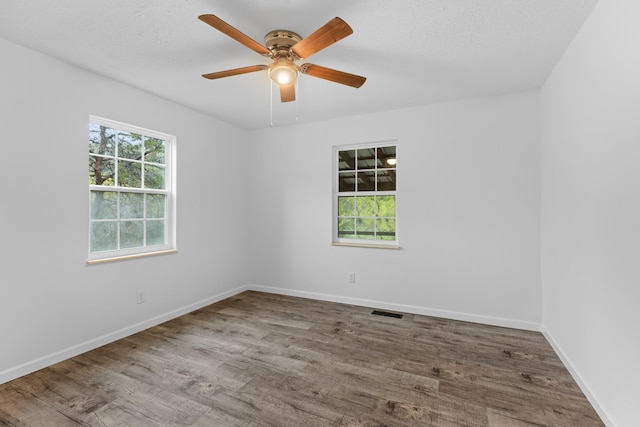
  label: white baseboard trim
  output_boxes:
[247,284,541,332]
[0,285,250,385]
[541,326,614,427]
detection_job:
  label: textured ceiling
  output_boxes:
[0,0,598,129]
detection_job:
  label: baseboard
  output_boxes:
[247,284,541,332]
[0,285,250,385]
[541,326,614,427]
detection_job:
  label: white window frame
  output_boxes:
[88,116,177,263]
[333,141,399,249]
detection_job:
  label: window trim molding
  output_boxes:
[86,249,178,265]
[87,115,177,263]
[332,140,399,248]
[331,242,401,250]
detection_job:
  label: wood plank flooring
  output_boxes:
[0,291,604,426]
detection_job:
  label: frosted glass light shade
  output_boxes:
[269,61,298,85]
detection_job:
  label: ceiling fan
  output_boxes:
[198,14,366,103]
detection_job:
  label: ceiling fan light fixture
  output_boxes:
[199,14,366,103]
[269,59,298,85]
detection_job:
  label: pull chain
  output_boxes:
[295,80,299,123]
[270,80,274,127]
[269,80,300,127]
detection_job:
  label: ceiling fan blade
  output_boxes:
[300,64,366,88]
[202,65,268,80]
[290,17,353,59]
[199,14,271,56]
[279,83,296,102]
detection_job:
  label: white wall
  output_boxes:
[0,38,250,382]
[248,92,541,329]
[540,0,640,425]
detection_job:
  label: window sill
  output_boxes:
[87,249,178,265]
[332,242,401,250]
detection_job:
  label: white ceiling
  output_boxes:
[0,0,598,129]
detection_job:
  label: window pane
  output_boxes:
[120,220,144,249]
[338,196,355,217]
[90,221,117,252]
[356,218,375,239]
[338,218,355,238]
[357,171,375,191]
[377,146,396,169]
[117,131,142,161]
[89,117,175,259]
[118,160,142,188]
[89,124,116,156]
[144,164,165,190]
[120,193,144,219]
[356,196,375,217]
[89,156,115,186]
[339,172,356,192]
[145,137,165,164]
[356,148,376,170]
[335,144,397,244]
[147,194,166,219]
[376,196,396,217]
[338,150,355,171]
[146,220,166,246]
[376,169,396,191]
[90,191,117,219]
[376,218,396,240]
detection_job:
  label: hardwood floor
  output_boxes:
[0,291,603,426]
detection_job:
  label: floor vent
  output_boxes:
[371,310,403,319]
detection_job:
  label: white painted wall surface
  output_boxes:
[540,0,640,425]
[248,92,541,329]
[0,38,250,382]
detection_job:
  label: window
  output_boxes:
[88,116,176,262]
[334,143,398,247]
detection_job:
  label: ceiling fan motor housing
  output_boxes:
[265,30,302,56]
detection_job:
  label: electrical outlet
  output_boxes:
[136,290,146,304]
[348,272,356,284]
